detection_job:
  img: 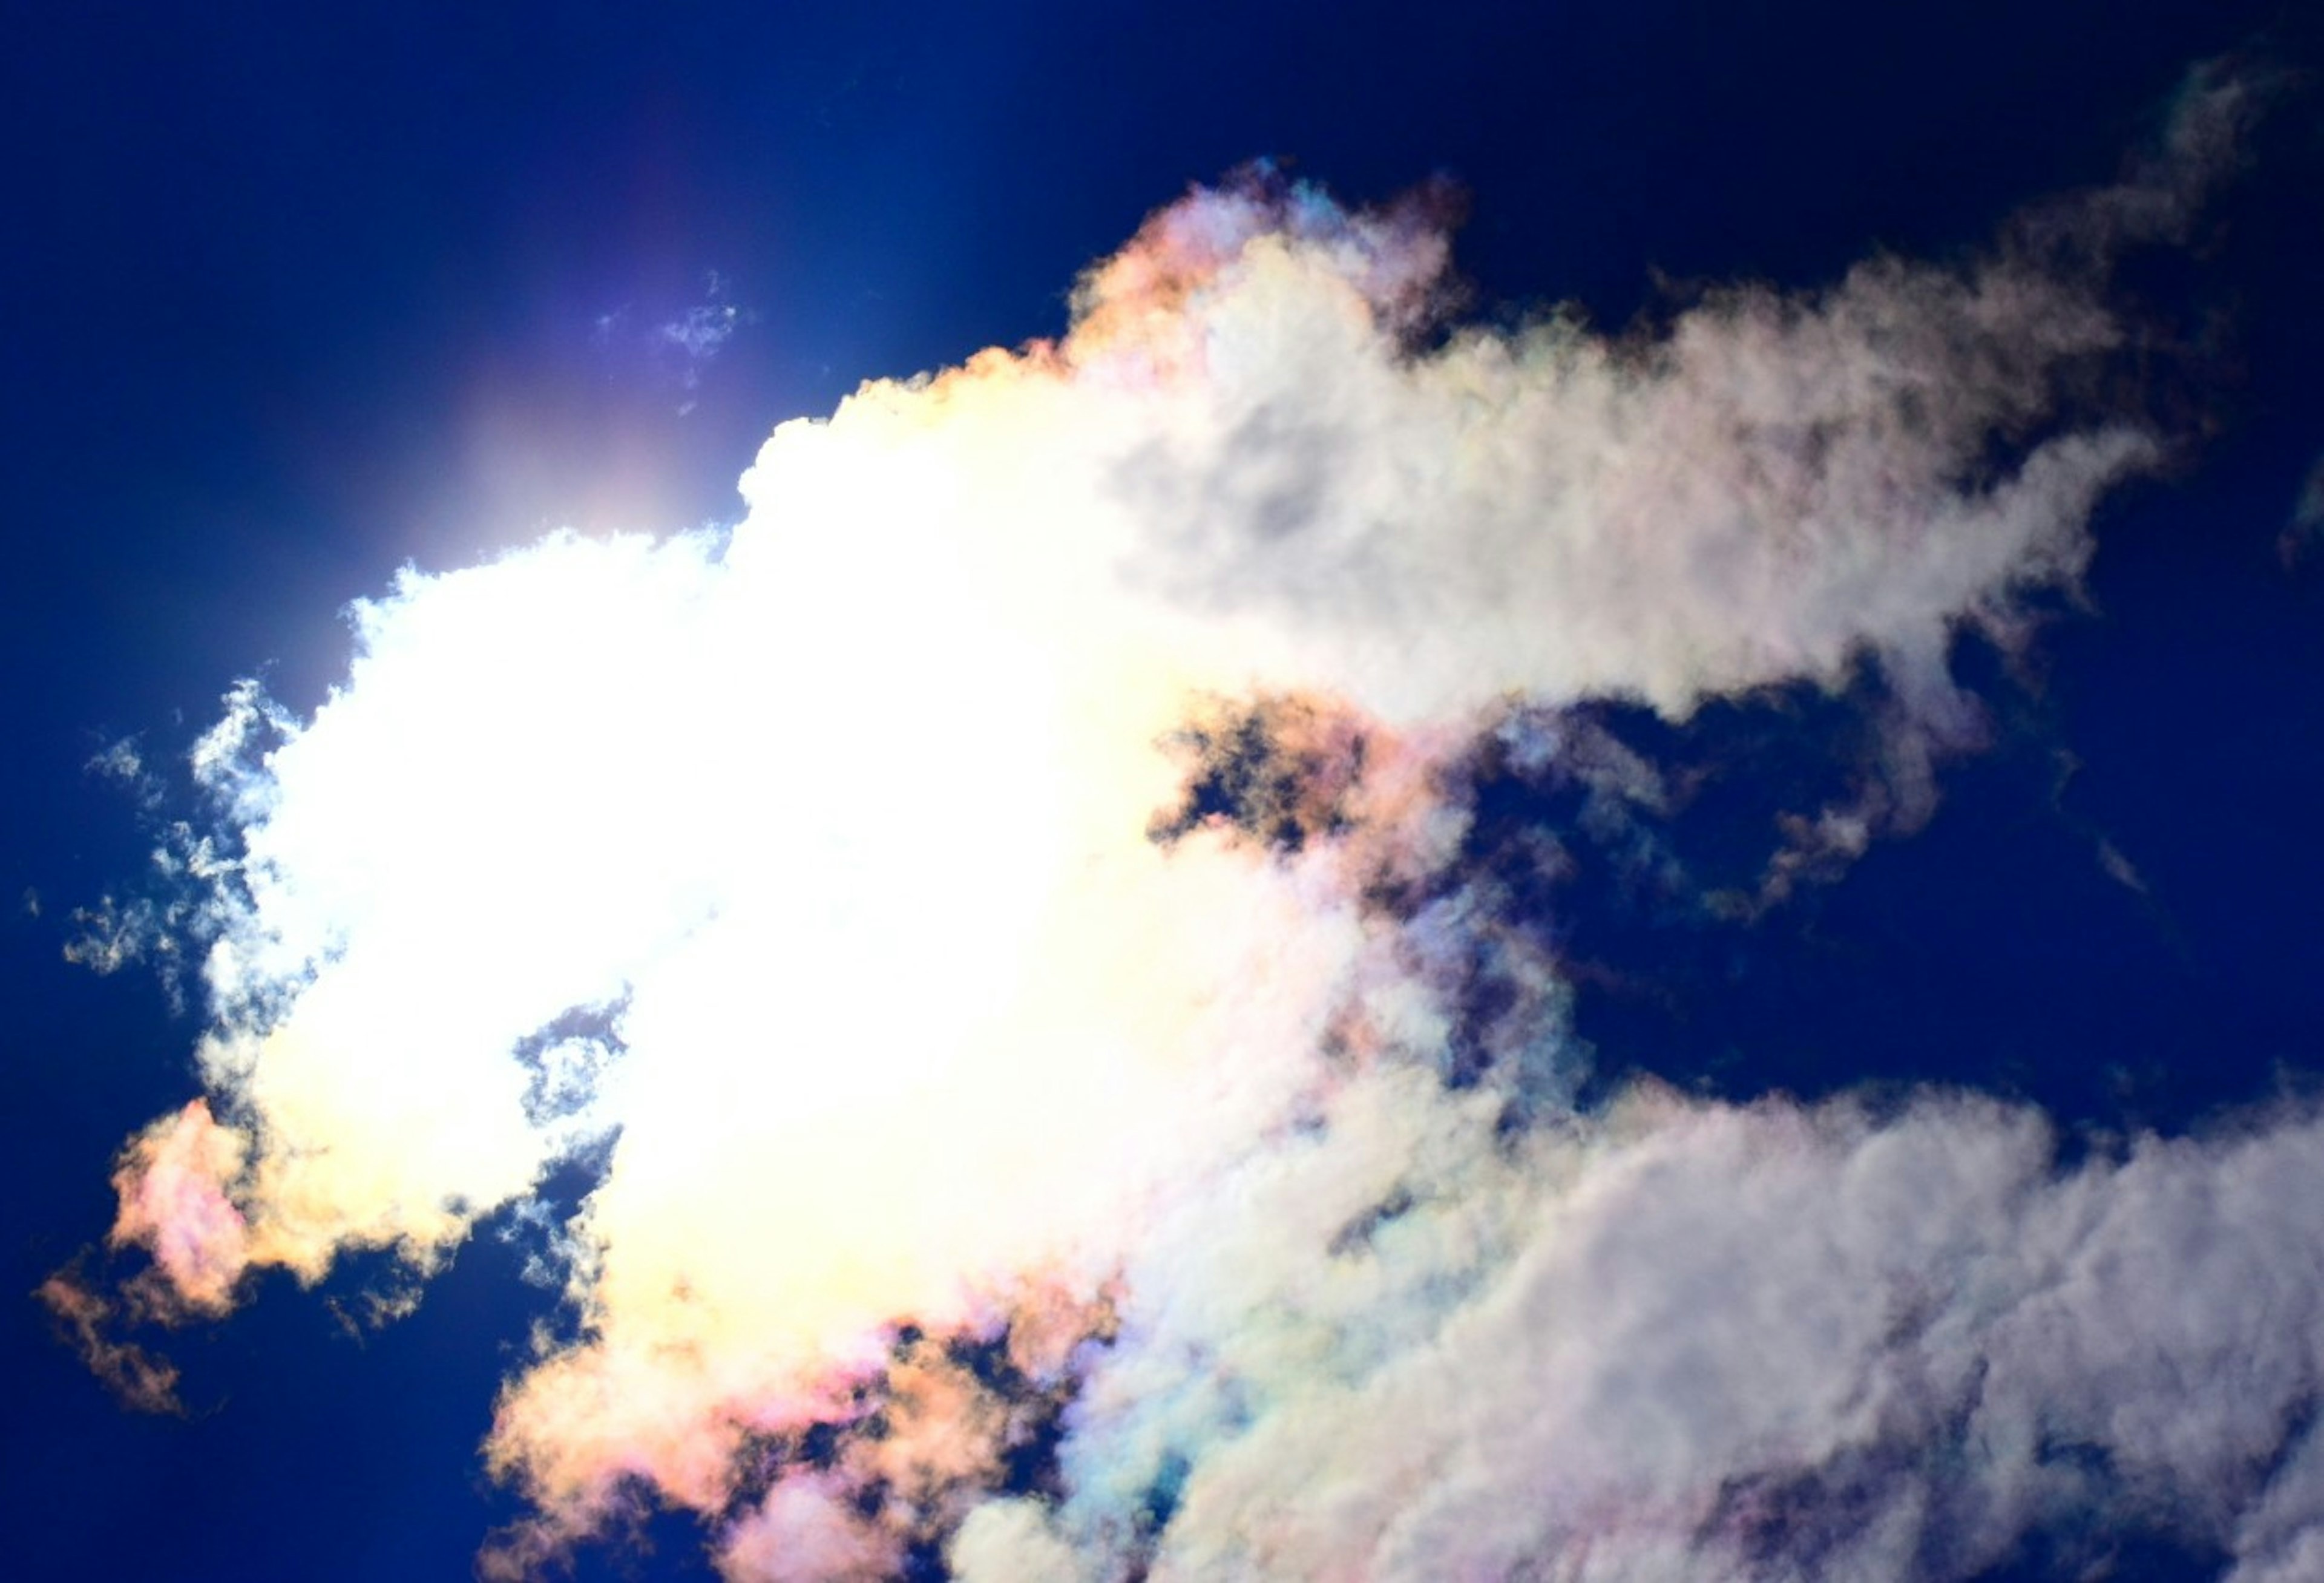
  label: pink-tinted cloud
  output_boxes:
[108,1100,250,1317]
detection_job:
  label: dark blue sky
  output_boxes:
[7,4,2322,1579]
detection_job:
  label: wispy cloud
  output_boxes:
[37,1267,183,1415]
[666,270,750,416]
[589,269,753,415]
[660,271,744,367]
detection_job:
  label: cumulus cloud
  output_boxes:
[52,66,2297,1582]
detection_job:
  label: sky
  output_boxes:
[7,4,2324,1581]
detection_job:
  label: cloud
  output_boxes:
[659,270,748,413]
[718,1474,903,1583]
[591,270,753,415]
[37,1268,183,1414]
[54,66,2284,1581]
[88,735,163,809]
[660,271,744,366]
[105,1100,252,1316]
[1011,1074,2324,1581]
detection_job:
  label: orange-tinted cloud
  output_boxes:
[36,1268,183,1414]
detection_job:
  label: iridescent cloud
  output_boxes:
[59,69,2312,1583]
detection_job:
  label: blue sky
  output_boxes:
[7,4,2324,1580]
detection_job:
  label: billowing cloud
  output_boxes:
[53,68,2302,1582]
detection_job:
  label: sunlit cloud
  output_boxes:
[52,67,2303,1581]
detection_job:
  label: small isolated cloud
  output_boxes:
[87,736,160,807]
[658,270,749,412]
[53,65,2297,1582]
[37,1267,183,1414]
[661,270,743,362]
[589,270,753,414]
